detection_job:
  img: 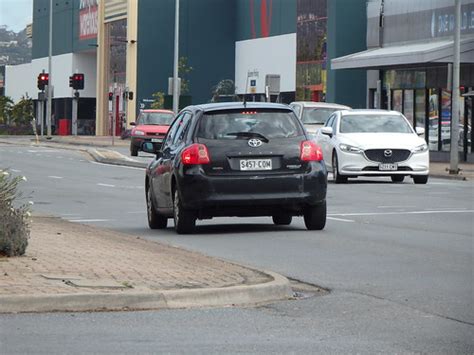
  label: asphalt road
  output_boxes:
[1,144,473,353]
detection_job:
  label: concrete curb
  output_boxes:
[0,272,293,313]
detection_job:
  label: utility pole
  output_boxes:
[172,0,180,114]
[450,0,461,174]
[46,0,53,137]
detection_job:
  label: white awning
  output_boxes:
[331,38,474,70]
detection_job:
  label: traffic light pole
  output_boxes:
[72,92,78,136]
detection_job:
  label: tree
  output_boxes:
[0,96,13,124]
[150,91,165,109]
[178,56,193,95]
[211,79,237,102]
[10,96,34,126]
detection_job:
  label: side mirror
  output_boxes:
[141,142,161,155]
[415,127,425,136]
[320,126,333,137]
[130,122,136,126]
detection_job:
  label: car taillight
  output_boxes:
[300,140,323,161]
[181,144,210,165]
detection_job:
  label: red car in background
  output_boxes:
[130,109,175,156]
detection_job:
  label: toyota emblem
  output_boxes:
[248,139,263,148]
[384,149,393,157]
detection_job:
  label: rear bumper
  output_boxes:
[177,162,327,216]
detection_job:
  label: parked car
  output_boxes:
[289,101,351,137]
[315,109,429,184]
[129,109,175,156]
[143,102,328,234]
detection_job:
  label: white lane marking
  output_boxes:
[60,213,81,216]
[69,219,111,223]
[48,176,63,179]
[97,183,115,187]
[329,210,474,217]
[127,211,145,214]
[90,161,145,170]
[11,169,21,172]
[327,217,355,223]
[377,205,416,209]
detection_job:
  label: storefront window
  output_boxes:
[428,90,439,151]
[404,90,414,124]
[441,89,452,151]
[415,90,426,129]
[392,90,403,113]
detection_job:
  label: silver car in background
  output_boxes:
[290,101,351,137]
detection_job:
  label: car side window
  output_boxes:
[173,112,192,144]
[325,115,334,128]
[163,114,183,149]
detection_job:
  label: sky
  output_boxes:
[0,0,33,33]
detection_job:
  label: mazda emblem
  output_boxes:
[384,149,393,157]
[248,139,263,148]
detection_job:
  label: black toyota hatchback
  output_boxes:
[143,102,327,234]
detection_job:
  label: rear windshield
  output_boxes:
[138,112,174,125]
[196,109,304,140]
[302,107,341,124]
[339,114,413,134]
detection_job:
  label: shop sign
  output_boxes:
[79,0,98,40]
[431,3,474,38]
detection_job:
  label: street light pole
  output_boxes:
[46,0,53,137]
[450,0,461,174]
[172,0,180,115]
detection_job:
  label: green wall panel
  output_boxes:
[137,0,236,110]
[326,0,367,108]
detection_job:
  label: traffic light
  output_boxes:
[37,73,49,91]
[69,73,85,90]
[108,92,113,101]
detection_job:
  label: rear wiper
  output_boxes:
[226,132,269,143]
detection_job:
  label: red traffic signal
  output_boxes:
[108,92,113,101]
[69,73,85,90]
[37,73,49,91]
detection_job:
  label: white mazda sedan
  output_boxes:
[315,109,429,184]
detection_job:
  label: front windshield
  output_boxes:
[138,112,174,125]
[339,114,413,134]
[302,107,340,124]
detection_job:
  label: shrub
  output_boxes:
[0,170,30,256]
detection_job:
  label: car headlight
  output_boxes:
[133,130,145,136]
[412,143,428,153]
[339,143,363,153]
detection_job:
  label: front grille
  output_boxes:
[364,149,411,163]
[362,166,413,171]
[146,132,165,137]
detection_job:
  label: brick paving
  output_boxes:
[0,216,272,297]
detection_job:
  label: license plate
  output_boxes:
[379,163,398,171]
[240,159,272,171]
[151,138,163,143]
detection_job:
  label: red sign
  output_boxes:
[79,2,98,40]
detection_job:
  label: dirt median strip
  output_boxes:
[0,216,292,313]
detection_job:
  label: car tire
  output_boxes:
[173,189,196,234]
[332,153,347,184]
[146,187,167,229]
[272,214,292,225]
[304,200,327,230]
[391,175,405,183]
[131,145,139,157]
[413,175,429,184]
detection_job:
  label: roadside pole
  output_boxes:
[172,0,180,114]
[46,0,53,137]
[450,0,461,174]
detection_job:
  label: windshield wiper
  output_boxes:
[226,132,269,142]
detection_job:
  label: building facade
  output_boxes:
[5,0,367,138]
[332,0,474,162]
